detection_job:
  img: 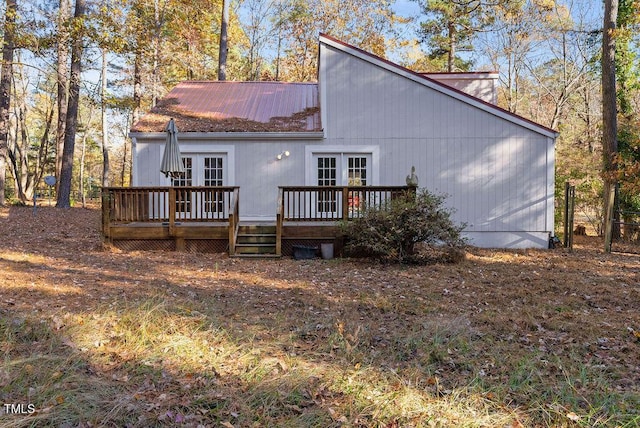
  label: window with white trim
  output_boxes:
[172,157,193,214]
[317,157,338,213]
[171,155,227,217]
[313,153,372,215]
[204,156,224,213]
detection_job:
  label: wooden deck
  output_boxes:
[102,185,411,256]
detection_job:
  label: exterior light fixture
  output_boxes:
[276,150,290,160]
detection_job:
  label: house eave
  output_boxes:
[129,131,326,141]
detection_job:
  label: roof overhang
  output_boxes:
[129,131,325,141]
[319,34,559,140]
[421,71,499,80]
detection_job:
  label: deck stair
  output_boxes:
[232,224,279,258]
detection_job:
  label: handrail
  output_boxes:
[104,186,239,224]
[279,185,409,222]
[279,185,410,191]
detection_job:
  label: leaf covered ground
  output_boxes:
[0,205,639,427]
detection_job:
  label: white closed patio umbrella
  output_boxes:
[160,118,185,178]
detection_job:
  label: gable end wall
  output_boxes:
[320,43,555,248]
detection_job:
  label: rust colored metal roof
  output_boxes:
[132,81,321,133]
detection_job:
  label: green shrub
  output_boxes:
[340,189,466,263]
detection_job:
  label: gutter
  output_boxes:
[129,131,325,141]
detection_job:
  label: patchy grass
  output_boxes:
[1,205,639,427]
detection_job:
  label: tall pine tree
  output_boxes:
[57,0,85,208]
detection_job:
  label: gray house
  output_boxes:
[119,34,557,253]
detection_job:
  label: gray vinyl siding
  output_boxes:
[320,44,554,237]
[135,138,312,219]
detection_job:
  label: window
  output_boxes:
[172,157,193,215]
[204,157,224,186]
[170,155,227,218]
[347,156,367,214]
[317,157,337,213]
[348,156,367,186]
[313,153,372,216]
[204,156,225,214]
[172,157,193,187]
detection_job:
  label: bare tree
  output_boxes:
[8,60,56,204]
[101,48,110,188]
[242,0,274,80]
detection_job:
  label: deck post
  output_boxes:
[101,189,111,239]
[168,187,176,237]
[176,238,186,251]
[228,187,240,255]
[342,187,349,220]
[228,212,235,256]
[276,187,283,256]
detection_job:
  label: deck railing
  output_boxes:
[102,186,239,231]
[278,186,411,222]
[102,186,411,254]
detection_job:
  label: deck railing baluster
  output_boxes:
[273,186,409,223]
[104,187,236,225]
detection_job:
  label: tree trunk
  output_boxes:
[101,48,110,188]
[57,0,85,208]
[80,130,86,207]
[602,0,619,247]
[151,0,161,107]
[0,0,16,207]
[447,21,456,72]
[218,0,229,81]
[15,76,31,202]
[274,1,285,82]
[56,0,70,196]
[132,50,142,126]
[121,138,127,186]
[275,29,282,81]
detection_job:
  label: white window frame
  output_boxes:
[304,145,380,186]
[161,144,235,186]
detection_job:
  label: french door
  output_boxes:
[314,153,371,217]
[172,154,227,219]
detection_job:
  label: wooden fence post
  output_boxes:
[566,185,575,252]
[563,182,570,247]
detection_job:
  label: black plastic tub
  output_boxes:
[292,245,318,260]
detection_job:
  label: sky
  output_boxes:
[393,0,421,18]
[392,0,422,45]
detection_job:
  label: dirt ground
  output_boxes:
[1,205,639,426]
